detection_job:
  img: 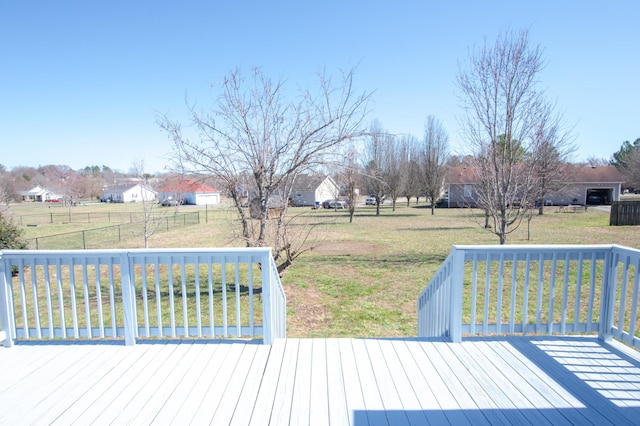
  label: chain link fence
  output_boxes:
[26,212,201,249]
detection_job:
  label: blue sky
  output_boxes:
[2,1,638,173]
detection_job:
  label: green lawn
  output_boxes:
[7,200,638,338]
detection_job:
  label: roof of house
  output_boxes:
[567,165,625,183]
[447,165,625,185]
[446,167,477,185]
[291,175,334,191]
[158,179,219,193]
[21,186,50,196]
[103,184,154,194]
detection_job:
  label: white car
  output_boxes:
[365,197,376,205]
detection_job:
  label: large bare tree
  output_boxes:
[420,116,449,215]
[457,28,565,244]
[159,67,370,274]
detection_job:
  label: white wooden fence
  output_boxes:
[0,248,286,347]
[418,244,640,349]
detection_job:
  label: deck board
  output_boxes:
[0,336,639,425]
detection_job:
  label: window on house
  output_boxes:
[464,184,473,198]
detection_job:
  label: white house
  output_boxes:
[289,175,340,207]
[157,179,221,205]
[20,186,63,202]
[102,184,157,203]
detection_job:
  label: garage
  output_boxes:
[586,188,613,205]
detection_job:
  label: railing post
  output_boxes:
[0,253,14,347]
[599,248,617,342]
[261,250,273,345]
[120,253,136,346]
[449,247,465,342]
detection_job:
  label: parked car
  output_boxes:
[435,197,449,208]
[161,197,180,207]
[322,199,346,209]
[587,195,605,205]
[365,196,376,205]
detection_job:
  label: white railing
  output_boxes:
[418,244,640,349]
[0,248,286,347]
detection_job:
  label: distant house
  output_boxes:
[20,186,62,202]
[447,165,624,207]
[157,179,221,205]
[289,175,339,207]
[102,184,157,203]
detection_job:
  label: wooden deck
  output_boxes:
[1,336,639,425]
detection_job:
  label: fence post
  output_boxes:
[449,247,465,343]
[261,250,273,345]
[599,248,617,342]
[120,253,136,346]
[0,253,14,347]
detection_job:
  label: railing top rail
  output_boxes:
[0,247,274,257]
[451,244,619,252]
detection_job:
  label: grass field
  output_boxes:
[6,199,638,338]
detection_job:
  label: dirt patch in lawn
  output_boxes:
[284,282,329,336]
[309,241,380,255]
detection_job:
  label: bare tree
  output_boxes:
[383,135,403,212]
[420,116,450,215]
[397,135,421,206]
[363,120,392,216]
[159,67,370,275]
[0,165,16,206]
[334,144,362,223]
[131,159,162,248]
[531,113,575,214]
[457,28,560,244]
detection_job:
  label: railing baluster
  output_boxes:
[587,253,597,333]
[470,254,478,336]
[522,253,531,336]
[168,261,176,338]
[509,255,518,335]
[141,258,150,337]
[181,261,188,338]
[548,253,558,335]
[154,259,162,338]
[221,260,228,338]
[208,259,214,338]
[497,253,504,335]
[195,258,202,338]
[617,255,631,340]
[69,260,79,338]
[573,252,584,333]
[30,259,41,339]
[235,261,241,338]
[108,262,116,337]
[561,252,571,335]
[536,253,544,331]
[248,257,254,337]
[81,259,91,338]
[43,259,54,338]
[94,259,104,338]
[483,255,491,336]
[56,259,66,338]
